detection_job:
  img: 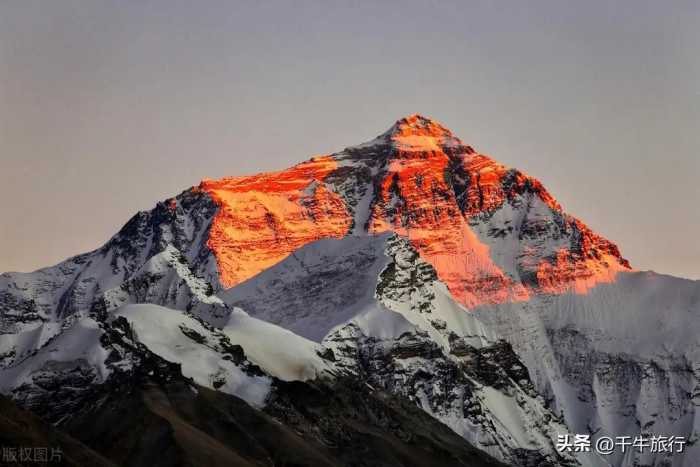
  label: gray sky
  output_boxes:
[1,0,698,279]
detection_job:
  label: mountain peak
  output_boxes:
[384,114,454,138]
[185,114,632,302]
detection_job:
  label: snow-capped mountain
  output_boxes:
[1,114,698,467]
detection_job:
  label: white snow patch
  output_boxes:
[348,305,417,341]
[223,307,333,382]
[113,304,271,407]
[0,317,110,392]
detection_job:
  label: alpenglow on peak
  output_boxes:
[383,114,455,138]
[193,114,630,305]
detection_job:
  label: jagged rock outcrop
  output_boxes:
[323,235,579,466]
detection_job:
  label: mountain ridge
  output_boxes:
[185,114,632,305]
[1,114,697,467]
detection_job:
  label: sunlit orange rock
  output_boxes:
[198,114,631,307]
[458,153,561,216]
[534,219,630,294]
[366,117,530,307]
[201,156,352,288]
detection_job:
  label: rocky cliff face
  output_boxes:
[323,235,578,466]
[1,115,698,467]
[200,156,352,288]
[473,272,700,467]
[330,114,630,305]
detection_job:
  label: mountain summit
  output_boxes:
[382,113,457,141]
[198,114,630,305]
[1,115,697,467]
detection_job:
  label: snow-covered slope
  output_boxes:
[219,232,583,464]
[221,307,336,381]
[321,234,586,466]
[474,271,700,467]
[112,304,272,407]
[217,234,391,341]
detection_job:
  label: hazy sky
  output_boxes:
[1,1,698,279]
